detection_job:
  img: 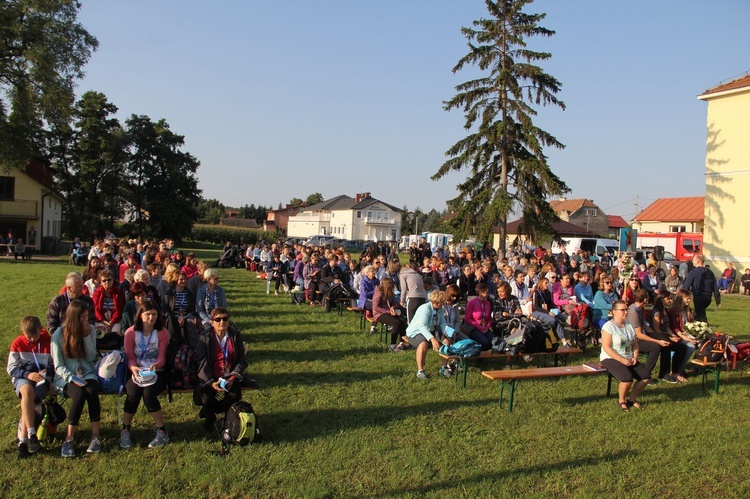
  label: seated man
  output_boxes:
[7,316,53,458]
[47,273,95,331]
[13,238,26,260]
[717,262,737,293]
[627,289,670,384]
[742,268,750,296]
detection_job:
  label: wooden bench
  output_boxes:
[689,359,724,394]
[482,363,611,413]
[440,346,583,388]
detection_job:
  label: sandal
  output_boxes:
[619,401,630,412]
[627,400,642,410]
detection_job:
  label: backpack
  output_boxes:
[726,342,750,369]
[168,344,198,390]
[569,303,591,330]
[96,350,128,394]
[540,322,559,352]
[222,401,259,446]
[694,333,729,364]
[291,289,306,305]
[439,338,482,358]
[518,319,546,354]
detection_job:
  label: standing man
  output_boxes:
[682,254,721,323]
[27,226,37,255]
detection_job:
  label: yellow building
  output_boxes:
[697,73,750,272]
[0,160,63,250]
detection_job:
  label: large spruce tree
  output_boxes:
[432,0,569,251]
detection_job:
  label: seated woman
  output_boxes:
[196,268,228,331]
[356,265,379,313]
[593,276,619,329]
[464,283,494,351]
[641,265,661,299]
[405,291,454,379]
[121,301,170,449]
[530,277,569,347]
[161,270,199,349]
[664,266,682,293]
[181,252,199,280]
[742,268,750,296]
[196,308,250,429]
[552,273,576,322]
[303,253,323,306]
[491,281,522,337]
[623,275,641,307]
[92,269,126,337]
[121,282,149,330]
[83,257,103,296]
[443,284,462,338]
[134,268,160,307]
[651,289,689,383]
[373,278,408,352]
[269,252,289,296]
[600,300,650,412]
[717,262,737,293]
[51,300,101,457]
[668,289,698,377]
[293,254,308,292]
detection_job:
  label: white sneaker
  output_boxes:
[148,429,169,449]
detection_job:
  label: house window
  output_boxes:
[356,211,362,219]
[0,176,14,200]
[377,211,382,219]
[584,208,597,217]
[367,211,372,219]
[669,225,686,233]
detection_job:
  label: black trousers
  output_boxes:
[639,339,662,378]
[200,381,242,417]
[123,372,167,414]
[376,313,408,345]
[64,379,101,426]
[693,295,712,323]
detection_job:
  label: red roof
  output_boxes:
[608,215,629,229]
[633,197,705,223]
[700,73,750,96]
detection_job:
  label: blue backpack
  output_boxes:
[96,350,128,395]
[439,338,482,358]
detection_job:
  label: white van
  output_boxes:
[303,235,336,247]
[551,238,619,258]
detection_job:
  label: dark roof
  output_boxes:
[632,197,704,223]
[303,194,402,213]
[502,219,596,237]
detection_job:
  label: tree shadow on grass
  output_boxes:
[380,450,635,496]
[252,345,384,364]
[264,398,497,444]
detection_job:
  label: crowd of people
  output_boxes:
[8,234,256,459]
[6,231,736,457]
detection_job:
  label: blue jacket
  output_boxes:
[574,282,594,305]
[406,302,447,342]
[592,290,618,323]
[196,284,228,325]
[357,275,379,308]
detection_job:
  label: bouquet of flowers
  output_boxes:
[685,321,712,342]
[617,252,635,282]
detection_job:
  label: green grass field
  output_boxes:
[1,258,750,497]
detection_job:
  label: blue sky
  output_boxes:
[76,0,748,221]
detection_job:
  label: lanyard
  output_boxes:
[446,305,453,324]
[215,333,230,365]
[30,342,40,371]
[137,331,155,364]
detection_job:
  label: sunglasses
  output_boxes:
[212,316,230,323]
[101,278,113,282]
[603,281,612,284]
[613,308,628,312]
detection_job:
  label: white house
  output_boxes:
[287,192,402,242]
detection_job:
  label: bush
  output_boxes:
[189,224,282,245]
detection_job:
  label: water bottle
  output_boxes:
[38,413,50,441]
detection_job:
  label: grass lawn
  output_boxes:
[1,258,750,497]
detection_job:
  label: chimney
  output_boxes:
[355,193,361,202]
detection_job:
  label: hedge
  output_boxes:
[188,224,283,245]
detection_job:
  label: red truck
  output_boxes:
[636,232,703,261]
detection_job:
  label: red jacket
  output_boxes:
[92,285,126,324]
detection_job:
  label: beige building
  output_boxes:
[549,198,608,237]
[697,73,750,271]
[287,192,402,242]
[0,160,63,250]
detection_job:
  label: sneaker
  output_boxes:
[310,301,316,307]
[148,429,169,449]
[17,442,30,459]
[646,378,658,386]
[522,355,533,363]
[370,325,377,334]
[61,438,75,458]
[660,374,678,384]
[120,429,133,449]
[274,290,279,296]
[439,366,453,378]
[389,344,404,353]
[416,370,430,380]
[86,436,101,454]
[27,434,41,453]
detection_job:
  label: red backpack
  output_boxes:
[569,303,591,330]
[726,342,750,369]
